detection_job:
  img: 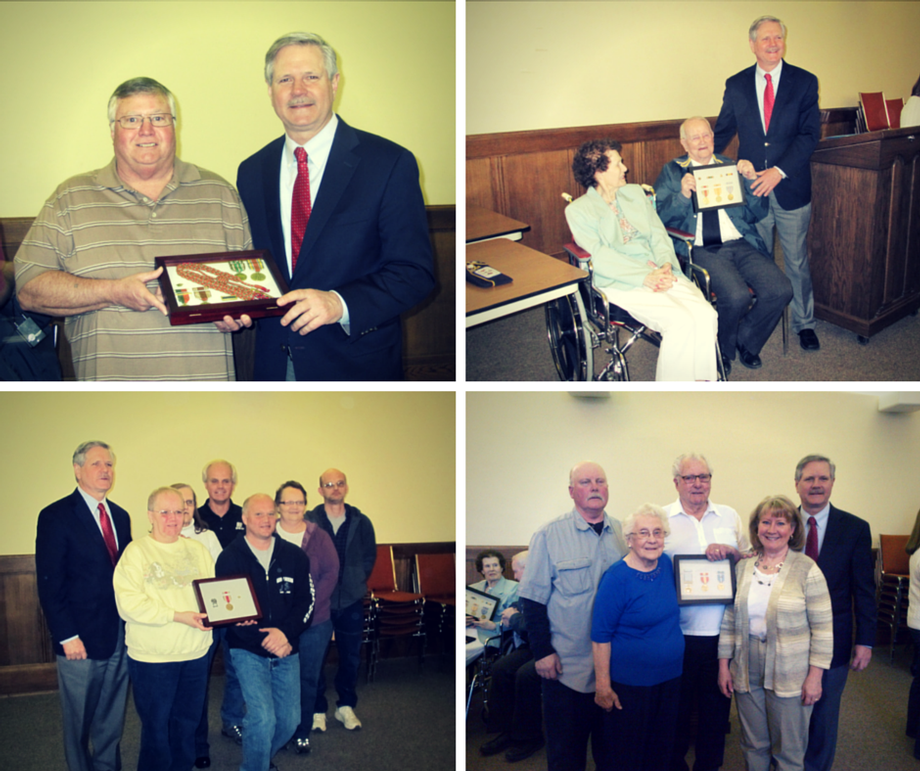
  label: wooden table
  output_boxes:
[466,239,588,329]
[466,206,530,243]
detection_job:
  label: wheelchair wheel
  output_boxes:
[545,294,589,381]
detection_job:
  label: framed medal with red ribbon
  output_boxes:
[673,555,737,605]
[155,250,289,326]
[193,574,263,627]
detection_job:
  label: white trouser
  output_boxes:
[602,275,718,381]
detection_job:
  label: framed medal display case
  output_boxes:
[155,250,289,326]
[193,574,263,627]
[691,163,745,213]
[673,555,737,605]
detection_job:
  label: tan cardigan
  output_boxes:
[718,549,833,698]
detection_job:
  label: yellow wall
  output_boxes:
[467,1,920,134]
[0,1,455,217]
[467,391,920,547]
[2,391,455,555]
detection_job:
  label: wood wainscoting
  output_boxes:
[467,108,857,261]
[0,205,455,381]
[0,542,455,696]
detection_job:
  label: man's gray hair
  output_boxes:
[622,503,671,540]
[107,77,176,124]
[512,550,529,568]
[202,459,238,485]
[73,441,114,466]
[671,453,712,480]
[794,454,836,482]
[749,15,786,41]
[264,32,338,85]
[679,116,712,140]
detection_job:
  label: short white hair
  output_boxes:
[622,503,670,539]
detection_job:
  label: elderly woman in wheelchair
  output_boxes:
[564,139,719,381]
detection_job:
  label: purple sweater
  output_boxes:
[300,522,340,625]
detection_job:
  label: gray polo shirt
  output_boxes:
[519,508,627,693]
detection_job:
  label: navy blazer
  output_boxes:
[35,489,132,659]
[237,118,435,381]
[713,61,821,211]
[654,152,769,260]
[813,503,877,669]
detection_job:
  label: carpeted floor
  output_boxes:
[466,639,920,771]
[467,303,920,382]
[0,657,454,771]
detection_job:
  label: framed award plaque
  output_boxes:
[466,586,500,622]
[691,163,745,213]
[154,250,289,326]
[673,555,736,605]
[193,574,263,627]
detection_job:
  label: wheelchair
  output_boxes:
[546,187,728,382]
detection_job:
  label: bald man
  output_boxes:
[518,462,627,771]
[306,468,376,731]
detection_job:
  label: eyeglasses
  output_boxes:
[114,113,174,129]
[679,474,712,483]
[280,500,306,507]
[321,481,346,489]
[154,510,184,517]
[630,529,665,540]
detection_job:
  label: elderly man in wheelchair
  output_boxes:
[557,138,721,381]
[655,117,792,373]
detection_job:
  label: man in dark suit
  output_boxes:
[794,454,876,771]
[235,31,435,381]
[714,15,822,352]
[656,116,792,372]
[35,441,133,771]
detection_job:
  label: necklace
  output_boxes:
[754,550,787,584]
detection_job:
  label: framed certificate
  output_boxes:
[691,163,745,212]
[673,555,736,605]
[193,574,263,627]
[154,250,289,326]
[466,586,499,622]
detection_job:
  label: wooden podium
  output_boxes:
[807,126,920,340]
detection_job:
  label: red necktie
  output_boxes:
[98,503,118,565]
[764,73,775,133]
[805,515,819,560]
[291,147,311,272]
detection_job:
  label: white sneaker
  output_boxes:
[312,713,327,732]
[334,706,362,730]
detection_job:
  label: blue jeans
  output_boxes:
[296,618,334,737]
[231,648,300,771]
[316,600,364,710]
[219,628,246,728]
[127,654,209,771]
[195,635,220,756]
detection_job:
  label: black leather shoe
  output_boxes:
[798,329,820,351]
[737,345,762,369]
[505,739,545,763]
[480,733,513,757]
[720,355,732,378]
[194,757,211,769]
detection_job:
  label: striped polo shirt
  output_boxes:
[15,157,252,381]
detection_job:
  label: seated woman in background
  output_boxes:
[718,495,832,771]
[905,507,920,759]
[591,503,683,771]
[565,139,718,381]
[468,549,519,647]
